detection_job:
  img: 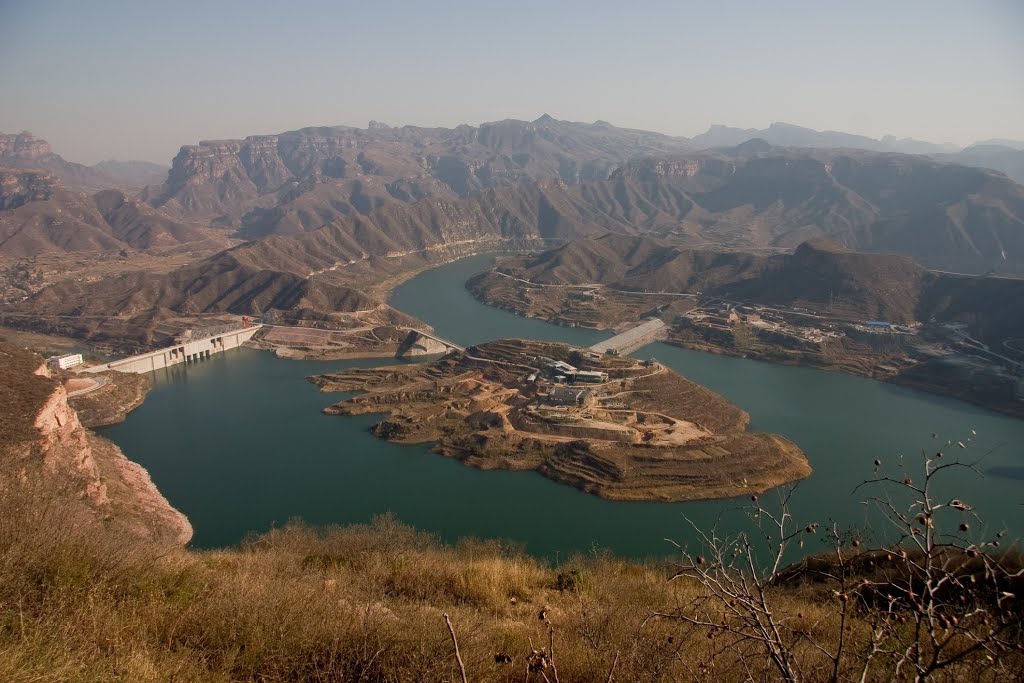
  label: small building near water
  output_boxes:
[48,353,83,371]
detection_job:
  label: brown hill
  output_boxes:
[506,234,929,322]
[492,233,1024,341]
[0,169,224,258]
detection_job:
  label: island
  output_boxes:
[311,338,810,502]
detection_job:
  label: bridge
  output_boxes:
[83,325,263,374]
[396,328,465,357]
[589,318,667,356]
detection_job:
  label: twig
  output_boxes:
[605,651,619,682]
[548,624,561,683]
[443,612,468,683]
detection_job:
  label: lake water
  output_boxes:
[100,255,1024,558]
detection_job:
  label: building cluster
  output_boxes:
[680,303,845,345]
[532,356,609,385]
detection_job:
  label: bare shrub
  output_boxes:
[655,434,1024,681]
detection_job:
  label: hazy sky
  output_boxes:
[1,0,1022,164]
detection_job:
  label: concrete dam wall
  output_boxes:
[84,326,263,374]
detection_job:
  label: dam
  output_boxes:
[84,324,262,374]
[589,318,667,355]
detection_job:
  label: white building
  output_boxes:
[48,353,83,370]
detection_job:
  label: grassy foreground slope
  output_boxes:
[2,513,1020,682]
[2,346,1020,681]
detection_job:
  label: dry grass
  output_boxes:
[1,506,1019,682]
[0,514,692,682]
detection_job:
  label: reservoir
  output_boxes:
[101,255,1024,557]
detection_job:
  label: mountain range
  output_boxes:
[135,119,1024,238]
[18,142,1024,339]
[137,116,694,235]
[4,118,1024,348]
[691,122,961,155]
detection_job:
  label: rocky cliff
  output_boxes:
[0,344,191,545]
[0,167,58,210]
[0,131,53,160]
[142,117,695,234]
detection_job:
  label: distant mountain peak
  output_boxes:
[367,120,391,130]
[768,121,809,131]
[730,138,774,155]
[534,113,556,124]
[694,122,961,156]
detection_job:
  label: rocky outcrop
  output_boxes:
[0,167,58,210]
[32,372,110,507]
[610,156,737,182]
[0,131,122,192]
[0,344,191,545]
[0,131,53,160]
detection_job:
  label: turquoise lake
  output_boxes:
[100,255,1024,558]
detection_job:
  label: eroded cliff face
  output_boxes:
[32,381,110,508]
[0,167,58,210]
[610,156,738,183]
[0,345,191,545]
[0,132,53,160]
[144,118,695,234]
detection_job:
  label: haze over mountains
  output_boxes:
[692,123,1024,185]
[4,116,1024,348]
[691,122,961,155]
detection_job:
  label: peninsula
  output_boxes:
[311,338,810,502]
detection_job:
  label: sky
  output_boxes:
[1,0,1022,165]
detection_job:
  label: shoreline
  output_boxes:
[312,339,812,503]
[465,268,1024,422]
